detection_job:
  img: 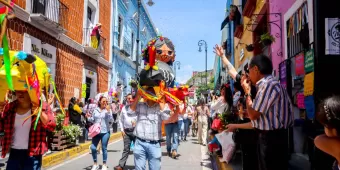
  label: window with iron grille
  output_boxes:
[118,16,123,46]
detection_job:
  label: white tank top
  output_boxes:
[12,110,31,149]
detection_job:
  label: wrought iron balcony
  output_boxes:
[83,27,106,57]
[120,37,132,57]
[30,0,68,34]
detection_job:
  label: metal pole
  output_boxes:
[174,65,176,79]
[173,61,180,81]
[198,40,208,86]
[205,42,207,86]
[135,0,141,78]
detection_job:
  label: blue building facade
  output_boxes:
[111,0,157,100]
[214,0,235,91]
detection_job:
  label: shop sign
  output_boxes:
[297,93,305,109]
[81,84,87,98]
[325,18,340,55]
[304,49,314,73]
[295,53,305,76]
[304,72,314,96]
[279,62,287,88]
[304,96,315,120]
[24,34,56,64]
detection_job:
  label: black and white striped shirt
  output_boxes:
[251,75,294,130]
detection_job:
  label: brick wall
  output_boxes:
[14,0,25,9]
[97,65,109,93]
[14,0,84,44]
[60,0,84,44]
[9,0,110,105]
[99,0,111,61]
[7,18,108,105]
[7,18,83,105]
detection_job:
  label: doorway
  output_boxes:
[85,77,92,102]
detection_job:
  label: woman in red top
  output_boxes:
[91,23,102,49]
[0,90,56,170]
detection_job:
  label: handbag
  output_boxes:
[88,115,102,138]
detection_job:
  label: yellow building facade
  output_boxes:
[233,0,267,72]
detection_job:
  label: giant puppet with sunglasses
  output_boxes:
[138,36,188,107]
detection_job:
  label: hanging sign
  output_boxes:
[295,53,305,76]
[304,96,315,119]
[82,84,87,98]
[297,93,305,109]
[325,18,340,55]
[279,62,287,88]
[304,72,314,96]
[304,49,314,73]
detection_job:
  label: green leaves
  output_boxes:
[62,124,82,142]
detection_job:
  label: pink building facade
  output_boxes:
[268,0,296,74]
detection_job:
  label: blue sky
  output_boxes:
[146,0,226,83]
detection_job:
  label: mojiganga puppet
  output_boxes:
[138,36,186,106]
[142,36,176,71]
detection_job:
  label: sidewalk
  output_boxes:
[46,136,211,170]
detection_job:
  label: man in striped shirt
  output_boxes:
[226,54,293,170]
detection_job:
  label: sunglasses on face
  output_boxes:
[101,101,108,103]
[156,50,173,55]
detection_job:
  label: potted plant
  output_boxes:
[246,44,254,52]
[260,32,275,46]
[62,124,82,143]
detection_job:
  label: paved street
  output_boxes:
[47,136,212,170]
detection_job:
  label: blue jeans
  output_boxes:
[91,132,110,164]
[165,123,179,153]
[183,119,189,138]
[6,149,42,170]
[178,120,184,140]
[134,139,161,170]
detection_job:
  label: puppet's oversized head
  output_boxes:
[142,36,175,66]
[0,49,50,105]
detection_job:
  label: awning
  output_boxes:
[221,17,230,30]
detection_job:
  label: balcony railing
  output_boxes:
[31,0,68,28]
[83,27,106,56]
[120,37,132,57]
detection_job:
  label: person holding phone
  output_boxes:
[225,54,294,170]
[87,96,114,170]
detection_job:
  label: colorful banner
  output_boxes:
[279,62,287,88]
[304,96,315,119]
[304,72,314,96]
[304,49,314,73]
[297,93,305,109]
[295,53,305,76]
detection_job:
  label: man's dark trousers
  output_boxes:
[118,129,135,168]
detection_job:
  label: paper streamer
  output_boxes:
[0,14,14,91]
[51,79,66,115]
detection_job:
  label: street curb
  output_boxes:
[42,132,122,169]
